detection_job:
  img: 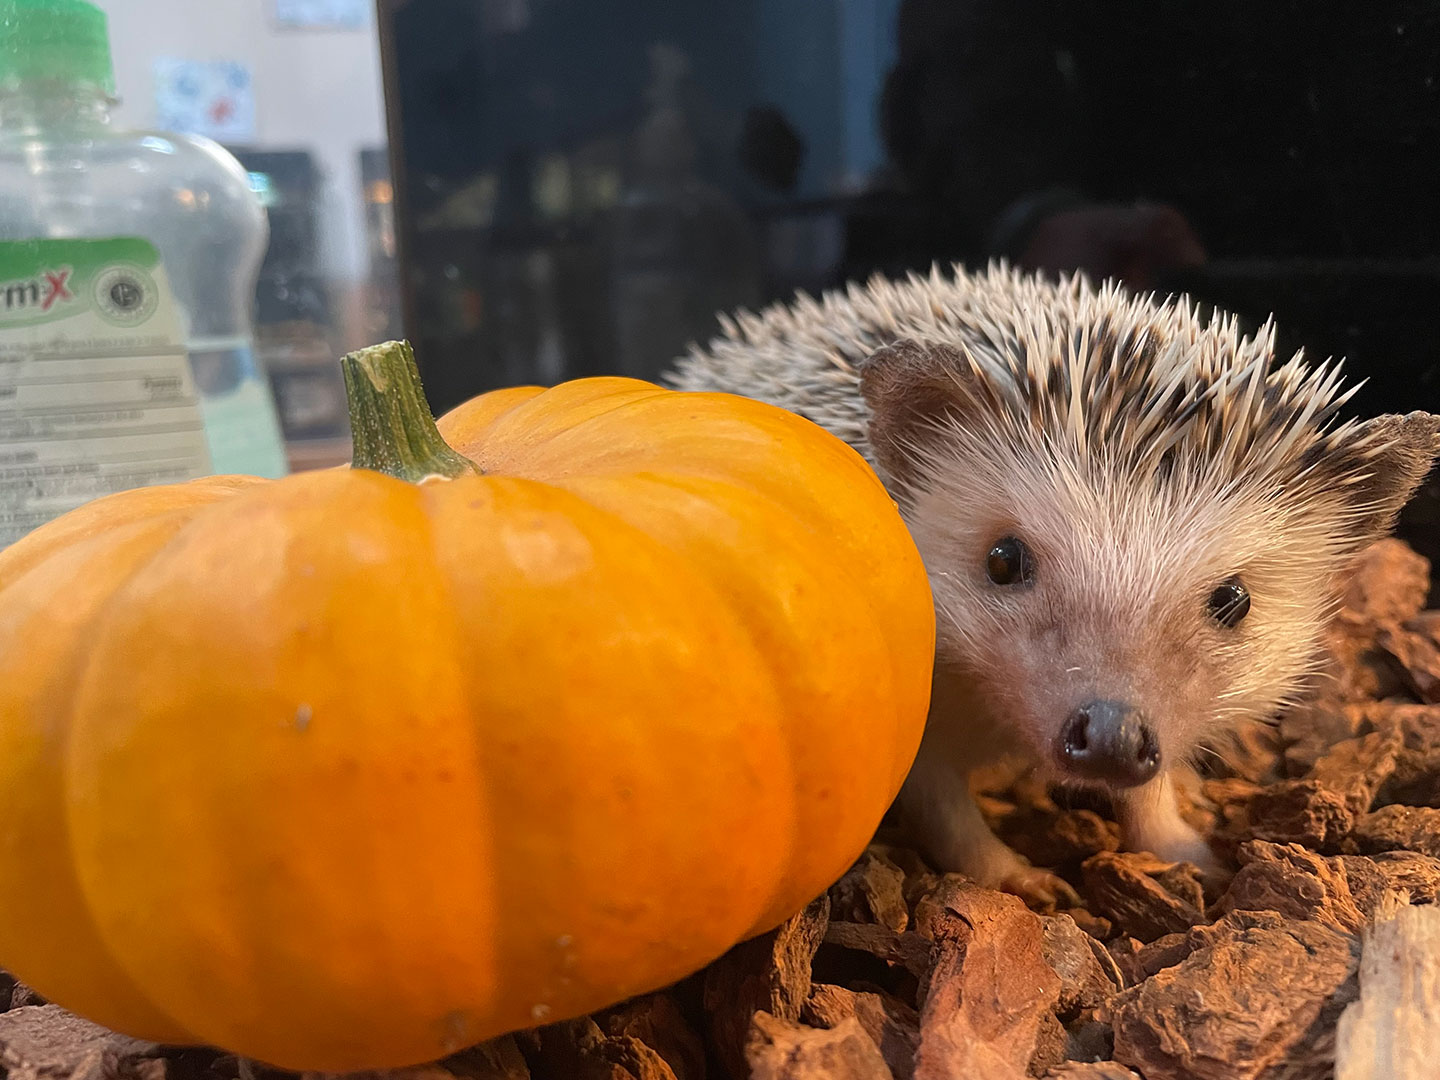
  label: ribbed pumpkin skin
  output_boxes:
[0,376,933,1073]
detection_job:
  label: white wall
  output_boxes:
[99,0,390,283]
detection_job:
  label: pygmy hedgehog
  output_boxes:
[665,262,1440,903]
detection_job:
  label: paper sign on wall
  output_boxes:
[153,58,256,143]
[274,0,371,29]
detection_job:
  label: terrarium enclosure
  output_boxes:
[1,3,1439,1080]
[379,0,1440,577]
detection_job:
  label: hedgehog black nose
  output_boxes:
[1056,700,1160,788]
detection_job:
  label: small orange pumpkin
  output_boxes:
[0,341,933,1072]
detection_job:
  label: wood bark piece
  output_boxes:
[1246,780,1355,849]
[0,975,45,1012]
[1103,938,1145,989]
[0,1006,163,1080]
[865,844,941,917]
[803,985,918,1080]
[304,1067,477,1080]
[1378,619,1440,703]
[437,1038,532,1080]
[1215,724,1285,785]
[1131,932,1192,980]
[329,1040,531,1080]
[1308,730,1403,816]
[1221,841,1368,934]
[1028,1012,1068,1077]
[995,809,1121,872]
[828,853,911,933]
[1338,539,1431,627]
[1279,695,1362,776]
[1350,804,1440,857]
[910,879,1061,1080]
[865,844,932,883]
[1079,853,1205,941]
[1039,914,1121,1017]
[1334,896,1440,1080]
[745,1014,893,1080]
[1043,811,1124,867]
[821,922,932,978]
[1106,911,1359,1080]
[1061,907,1114,941]
[527,1017,675,1080]
[1324,625,1411,703]
[1405,610,1440,638]
[1042,1065,1143,1080]
[702,895,830,1080]
[1337,851,1440,911]
[1375,703,1440,806]
[1201,778,1262,848]
[1222,840,1440,932]
[598,996,705,1080]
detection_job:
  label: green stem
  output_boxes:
[342,340,481,482]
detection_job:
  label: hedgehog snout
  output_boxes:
[1055,700,1161,788]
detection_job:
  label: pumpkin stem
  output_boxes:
[342,340,481,483]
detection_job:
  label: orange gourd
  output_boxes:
[0,341,933,1072]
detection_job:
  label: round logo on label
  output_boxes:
[93,263,159,326]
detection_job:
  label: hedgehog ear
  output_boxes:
[860,339,979,486]
[1330,411,1440,547]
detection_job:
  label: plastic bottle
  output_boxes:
[0,0,289,547]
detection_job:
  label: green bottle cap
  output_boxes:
[0,0,116,97]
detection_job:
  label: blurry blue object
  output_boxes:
[274,0,370,29]
[153,58,256,142]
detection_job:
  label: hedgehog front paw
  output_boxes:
[992,858,1084,913]
[899,754,1081,911]
[931,833,1081,912]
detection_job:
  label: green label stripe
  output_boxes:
[0,237,163,330]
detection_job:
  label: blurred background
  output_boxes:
[99,0,399,471]
[111,0,1440,563]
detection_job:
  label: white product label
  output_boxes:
[0,237,213,547]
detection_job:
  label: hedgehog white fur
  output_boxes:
[665,262,1440,903]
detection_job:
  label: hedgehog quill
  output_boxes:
[666,262,1440,904]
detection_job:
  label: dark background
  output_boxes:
[375,0,1440,571]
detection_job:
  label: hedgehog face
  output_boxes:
[858,314,1440,790]
[905,460,1336,787]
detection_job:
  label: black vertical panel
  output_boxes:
[376,0,1440,572]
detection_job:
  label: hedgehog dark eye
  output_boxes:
[1208,577,1251,628]
[986,536,1034,586]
